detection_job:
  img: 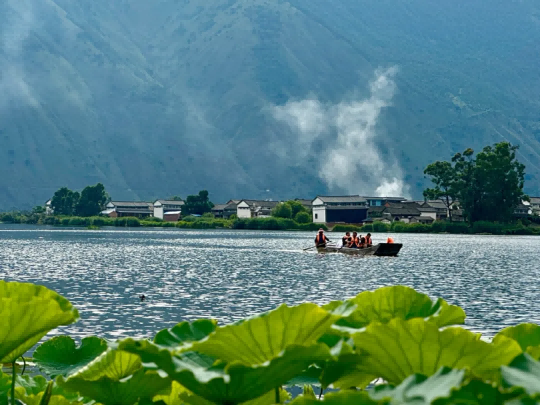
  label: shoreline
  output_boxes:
[1,215,539,236]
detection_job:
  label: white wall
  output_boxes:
[420,211,437,220]
[154,206,164,219]
[237,201,252,218]
[313,206,326,223]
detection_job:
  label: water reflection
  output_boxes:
[1,224,539,341]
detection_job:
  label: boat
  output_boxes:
[316,243,403,256]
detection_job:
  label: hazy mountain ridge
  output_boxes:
[1,0,539,209]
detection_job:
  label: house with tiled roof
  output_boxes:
[312,196,368,224]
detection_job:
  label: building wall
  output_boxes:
[420,212,437,220]
[312,206,326,223]
[163,212,181,222]
[326,208,367,223]
[237,201,252,218]
[154,206,164,219]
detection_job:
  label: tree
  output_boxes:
[168,195,183,201]
[32,206,45,214]
[423,161,456,221]
[424,142,527,224]
[75,183,108,217]
[295,211,311,224]
[271,203,293,219]
[182,190,214,216]
[50,187,80,216]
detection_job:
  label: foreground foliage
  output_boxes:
[2,282,540,404]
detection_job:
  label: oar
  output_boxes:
[303,246,316,251]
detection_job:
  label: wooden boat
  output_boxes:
[316,243,403,256]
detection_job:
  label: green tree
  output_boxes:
[426,142,527,224]
[183,190,214,216]
[423,161,456,221]
[286,200,307,217]
[32,206,45,214]
[272,203,293,219]
[168,195,183,201]
[51,187,80,216]
[75,183,108,217]
[294,211,311,224]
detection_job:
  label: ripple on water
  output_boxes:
[1,225,540,341]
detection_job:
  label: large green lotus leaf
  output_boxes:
[501,353,540,396]
[370,367,465,404]
[0,281,79,362]
[333,286,465,330]
[120,338,331,404]
[153,381,189,405]
[0,372,10,405]
[289,391,377,405]
[33,336,108,377]
[13,375,85,405]
[352,318,522,384]
[154,320,217,349]
[430,379,527,405]
[189,303,338,365]
[494,324,540,360]
[58,368,171,405]
[67,348,141,381]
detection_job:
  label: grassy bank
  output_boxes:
[1,212,539,234]
[0,213,328,231]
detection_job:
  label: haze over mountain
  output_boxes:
[1,0,540,209]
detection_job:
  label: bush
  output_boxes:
[361,224,373,232]
[294,211,311,224]
[431,221,447,233]
[444,222,470,234]
[68,217,90,226]
[272,203,293,219]
[202,212,215,219]
[373,222,390,232]
[472,221,503,235]
[332,224,363,233]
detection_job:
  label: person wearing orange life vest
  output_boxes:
[341,232,352,247]
[387,237,394,244]
[349,232,360,248]
[359,236,366,249]
[315,229,330,247]
[365,233,373,247]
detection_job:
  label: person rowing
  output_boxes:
[349,232,359,248]
[315,228,330,248]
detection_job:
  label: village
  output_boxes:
[43,195,540,226]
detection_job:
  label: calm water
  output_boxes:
[1,224,539,341]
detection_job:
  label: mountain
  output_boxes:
[1,0,540,209]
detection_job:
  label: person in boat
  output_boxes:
[387,237,394,244]
[359,236,366,249]
[350,232,359,248]
[341,232,351,247]
[365,233,373,247]
[315,229,330,248]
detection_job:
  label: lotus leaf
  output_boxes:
[33,336,108,377]
[153,381,189,405]
[494,324,540,360]
[66,349,141,381]
[370,367,465,404]
[430,379,525,405]
[331,286,465,330]
[289,391,377,405]
[502,353,540,396]
[0,281,79,363]
[119,338,331,405]
[58,368,171,405]
[351,318,522,384]
[189,303,338,365]
[154,320,217,349]
[13,375,84,405]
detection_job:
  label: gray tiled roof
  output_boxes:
[155,200,185,205]
[212,204,228,211]
[110,201,153,208]
[314,195,367,203]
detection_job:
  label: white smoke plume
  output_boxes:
[271,67,410,198]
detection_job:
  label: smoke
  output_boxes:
[0,0,39,109]
[271,67,410,198]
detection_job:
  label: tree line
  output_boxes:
[424,141,528,223]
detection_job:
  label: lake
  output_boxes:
[1,224,539,341]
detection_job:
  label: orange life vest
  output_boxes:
[387,237,394,244]
[366,236,372,246]
[316,233,326,243]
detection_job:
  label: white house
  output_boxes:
[45,200,53,215]
[312,196,368,224]
[236,200,252,218]
[154,200,185,220]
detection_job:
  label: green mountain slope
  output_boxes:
[1,0,539,209]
